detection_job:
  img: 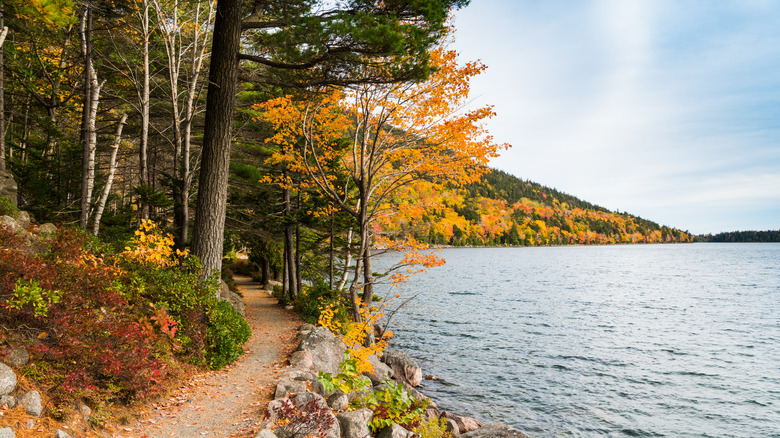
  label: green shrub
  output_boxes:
[415,417,455,438]
[205,300,251,369]
[352,380,429,432]
[0,196,17,217]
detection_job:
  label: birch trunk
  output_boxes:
[92,114,128,235]
[79,6,102,229]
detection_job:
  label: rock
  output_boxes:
[327,390,349,411]
[219,280,246,317]
[54,429,72,438]
[14,211,30,229]
[442,418,459,436]
[336,408,372,438]
[280,368,317,382]
[460,423,530,438]
[0,427,15,438]
[275,379,307,399]
[441,412,484,434]
[0,363,17,396]
[297,327,347,375]
[20,390,43,417]
[77,401,92,416]
[0,172,18,208]
[0,395,16,408]
[362,354,394,386]
[299,323,315,332]
[38,223,57,235]
[376,423,416,438]
[254,429,278,438]
[266,392,340,438]
[24,419,34,429]
[425,404,441,420]
[5,348,30,368]
[383,351,422,387]
[400,382,428,404]
[0,215,19,233]
[289,350,314,369]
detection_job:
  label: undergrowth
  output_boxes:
[0,220,251,414]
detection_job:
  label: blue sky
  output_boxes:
[451,0,780,234]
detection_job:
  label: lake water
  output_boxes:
[375,244,780,437]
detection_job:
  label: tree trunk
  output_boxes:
[92,114,128,235]
[139,0,151,220]
[79,6,101,229]
[282,181,297,300]
[0,3,6,173]
[191,0,244,280]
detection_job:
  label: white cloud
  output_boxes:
[452,0,780,233]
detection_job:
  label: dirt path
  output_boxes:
[127,276,301,438]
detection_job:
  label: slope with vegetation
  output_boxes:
[378,168,692,246]
[0,216,249,422]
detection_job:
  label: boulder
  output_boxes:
[14,211,30,229]
[362,354,394,386]
[441,412,484,434]
[254,429,279,438]
[266,392,340,438]
[383,351,422,387]
[0,215,19,233]
[297,327,347,375]
[5,348,30,368]
[0,363,17,396]
[0,172,17,208]
[376,424,417,438]
[219,280,246,317]
[274,379,307,399]
[38,223,57,235]
[0,427,15,438]
[20,390,43,417]
[54,429,72,438]
[336,408,372,438]
[326,390,349,411]
[460,423,530,438]
[289,350,314,369]
[0,395,15,408]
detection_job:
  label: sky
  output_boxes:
[451,0,780,235]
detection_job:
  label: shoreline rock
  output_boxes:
[258,323,532,438]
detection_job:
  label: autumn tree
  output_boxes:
[260,45,507,318]
[191,0,470,280]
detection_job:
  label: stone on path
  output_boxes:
[5,348,30,368]
[0,427,15,438]
[0,363,16,396]
[20,390,43,417]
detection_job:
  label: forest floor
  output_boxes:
[121,275,302,438]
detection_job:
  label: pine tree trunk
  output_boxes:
[191,0,244,280]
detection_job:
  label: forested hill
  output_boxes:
[379,168,692,246]
[697,230,780,242]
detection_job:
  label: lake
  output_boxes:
[375,244,780,437]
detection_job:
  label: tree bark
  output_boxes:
[0,3,7,173]
[79,6,102,229]
[92,114,128,235]
[139,0,151,220]
[191,0,244,280]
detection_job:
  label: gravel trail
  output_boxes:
[128,275,301,438]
